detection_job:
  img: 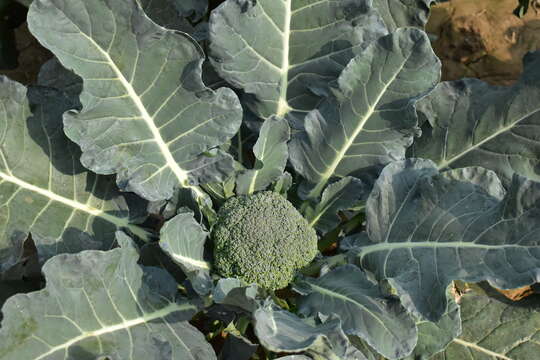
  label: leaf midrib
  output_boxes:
[437,107,540,170]
[53,5,207,200]
[32,302,194,360]
[74,30,188,182]
[307,56,409,199]
[170,252,211,270]
[359,241,530,259]
[0,170,149,240]
[453,338,512,360]
[306,282,403,346]
[276,0,292,117]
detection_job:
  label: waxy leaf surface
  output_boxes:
[434,293,540,360]
[0,233,216,360]
[28,0,242,202]
[289,28,440,199]
[0,77,147,273]
[209,0,387,120]
[159,210,212,295]
[304,176,366,232]
[295,264,417,359]
[412,51,540,186]
[254,302,368,360]
[355,159,540,321]
[372,0,434,31]
[236,116,290,195]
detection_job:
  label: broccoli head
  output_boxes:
[212,191,318,290]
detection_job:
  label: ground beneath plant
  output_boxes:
[427,0,540,85]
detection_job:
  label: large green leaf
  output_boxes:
[20,0,198,33]
[254,301,368,360]
[434,293,540,359]
[0,77,148,273]
[411,51,540,186]
[209,0,387,120]
[236,116,290,195]
[295,264,417,359]
[406,292,461,359]
[28,0,242,204]
[354,159,540,321]
[0,232,216,360]
[289,28,440,199]
[372,0,434,31]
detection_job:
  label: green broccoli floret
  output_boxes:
[212,191,318,290]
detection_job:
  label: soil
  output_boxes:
[427,0,540,85]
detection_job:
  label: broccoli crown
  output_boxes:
[212,191,318,290]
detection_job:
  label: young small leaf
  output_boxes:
[213,278,261,313]
[254,302,369,360]
[304,176,366,232]
[236,116,290,195]
[159,210,211,273]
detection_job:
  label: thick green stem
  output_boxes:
[235,315,251,335]
[317,212,364,252]
[300,254,347,277]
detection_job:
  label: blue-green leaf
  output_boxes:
[355,159,540,321]
[213,278,261,313]
[295,264,417,359]
[0,77,149,273]
[0,232,216,359]
[406,292,462,359]
[236,117,290,195]
[28,0,242,204]
[305,177,366,232]
[254,301,368,360]
[159,210,210,273]
[412,51,540,186]
[434,292,540,359]
[372,0,434,31]
[289,28,440,200]
[209,0,387,120]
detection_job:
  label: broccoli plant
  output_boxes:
[1,0,540,359]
